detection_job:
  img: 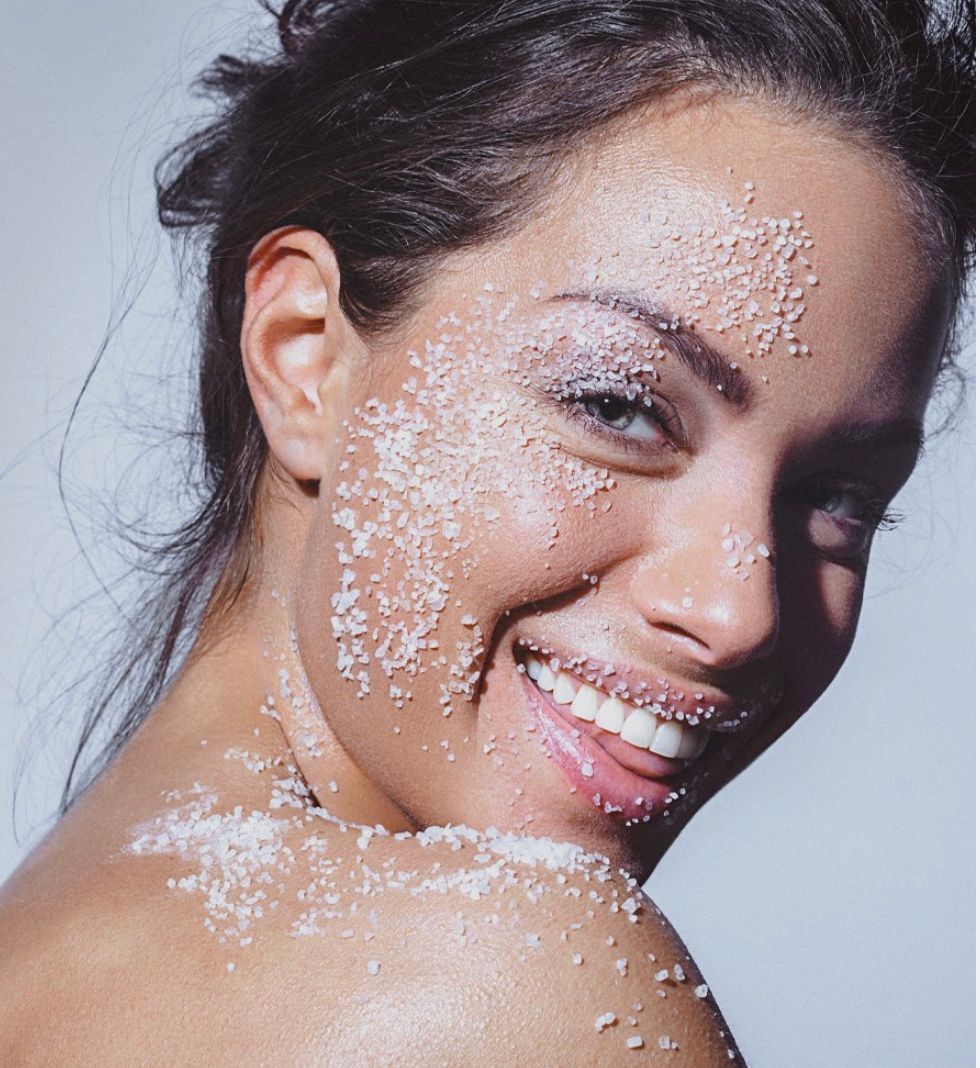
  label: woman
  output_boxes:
[0,0,973,1063]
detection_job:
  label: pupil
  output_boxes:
[597,396,631,426]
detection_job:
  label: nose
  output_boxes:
[630,527,780,671]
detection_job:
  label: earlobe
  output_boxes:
[240,226,352,482]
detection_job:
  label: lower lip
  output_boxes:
[519,671,693,825]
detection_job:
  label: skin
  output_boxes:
[0,94,952,1064]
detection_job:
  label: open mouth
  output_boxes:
[523,652,710,761]
[513,642,721,824]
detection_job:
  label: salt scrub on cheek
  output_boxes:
[297,293,623,830]
[323,293,616,711]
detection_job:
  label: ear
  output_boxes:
[241,226,358,481]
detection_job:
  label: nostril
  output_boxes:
[653,620,709,652]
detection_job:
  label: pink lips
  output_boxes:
[520,673,699,824]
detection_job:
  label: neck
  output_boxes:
[155,548,414,833]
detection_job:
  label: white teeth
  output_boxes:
[595,696,626,734]
[522,653,708,762]
[552,671,578,705]
[537,663,557,692]
[649,720,683,759]
[570,683,599,721]
[674,724,709,760]
[620,708,658,750]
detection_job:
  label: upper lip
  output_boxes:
[513,636,779,734]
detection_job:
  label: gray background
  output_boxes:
[1,3,974,1064]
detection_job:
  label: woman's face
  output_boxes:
[292,95,951,869]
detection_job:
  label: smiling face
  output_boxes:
[281,95,951,870]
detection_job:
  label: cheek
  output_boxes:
[298,411,488,717]
[293,297,644,755]
[780,554,866,707]
[296,388,621,729]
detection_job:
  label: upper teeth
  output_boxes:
[524,655,708,761]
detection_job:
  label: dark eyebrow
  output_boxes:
[824,417,926,460]
[550,289,753,408]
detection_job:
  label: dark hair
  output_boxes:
[60,0,975,810]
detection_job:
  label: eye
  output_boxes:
[814,487,867,521]
[797,481,901,559]
[585,395,666,440]
[567,384,683,454]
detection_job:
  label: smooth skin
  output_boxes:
[0,93,951,1064]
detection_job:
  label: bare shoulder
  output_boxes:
[291,824,744,1066]
[0,794,742,1066]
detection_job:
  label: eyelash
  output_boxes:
[873,507,905,532]
[558,385,682,454]
[801,482,906,545]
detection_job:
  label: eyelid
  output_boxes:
[790,476,901,560]
[560,382,685,455]
[565,399,671,455]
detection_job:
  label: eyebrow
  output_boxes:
[547,289,925,459]
[824,417,926,460]
[550,289,753,408]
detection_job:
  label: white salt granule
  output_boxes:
[626,1035,643,1050]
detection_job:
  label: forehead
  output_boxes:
[441,94,951,420]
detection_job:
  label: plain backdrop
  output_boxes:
[1,3,975,1065]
